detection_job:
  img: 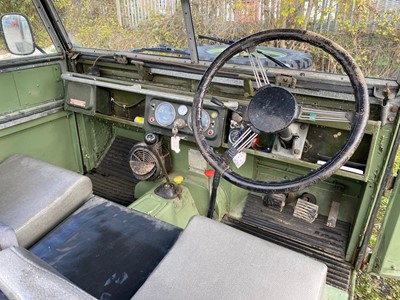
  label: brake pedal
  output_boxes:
[293,199,319,223]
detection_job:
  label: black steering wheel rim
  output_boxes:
[192,29,369,193]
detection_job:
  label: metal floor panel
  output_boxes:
[87,136,139,206]
[222,194,352,291]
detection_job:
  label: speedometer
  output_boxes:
[155,102,176,126]
[188,110,210,131]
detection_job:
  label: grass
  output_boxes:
[355,271,400,299]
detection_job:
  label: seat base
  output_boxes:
[31,196,182,300]
[133,216,327,300]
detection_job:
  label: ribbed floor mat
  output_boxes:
[222,194,352,291]
[87,136,139,206]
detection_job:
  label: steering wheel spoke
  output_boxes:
[247,49,270,88]
[222,126,258,164]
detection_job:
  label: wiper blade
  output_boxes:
[130,45,189,56]
[198,34,236,45]
[198,34,290,69]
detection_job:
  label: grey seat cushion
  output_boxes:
[0,246,95,300]
[0,222,18,250]
[0,154,92,247]
[133,216,327,300]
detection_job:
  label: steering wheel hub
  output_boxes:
[247,86,299,133]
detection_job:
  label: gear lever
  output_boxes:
[144,133,181,199]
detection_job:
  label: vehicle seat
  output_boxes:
[0,154,92,248]
[0,246,95,300]
[0,202,327,300]
[133,216,328,300]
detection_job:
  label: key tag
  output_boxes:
[171,136,181,153]
[233,151,246,168]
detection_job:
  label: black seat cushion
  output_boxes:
[30,196,182,300]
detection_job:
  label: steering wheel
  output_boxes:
[192,29,369,193]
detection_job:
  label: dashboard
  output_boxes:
[143,96,227,147]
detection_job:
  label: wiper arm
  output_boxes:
[198,34,290,69]
[198,34,236,45]
[130,45,189,56]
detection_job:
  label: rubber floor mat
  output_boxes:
[87,136,139,206]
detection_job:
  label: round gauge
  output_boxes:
[155,102,176,126]
[177,105,188,116]
[188,110,211,131]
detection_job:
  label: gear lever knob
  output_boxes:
[144,133,158,146]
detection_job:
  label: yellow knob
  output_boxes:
[134,116,144,124]
[173,176,184,184]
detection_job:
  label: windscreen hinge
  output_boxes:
[114,54,129,65]
[275,75,297,88]
[133,62,153,81]
[66,51,79,72]
[374,84,398,125]
[373,84,395,101]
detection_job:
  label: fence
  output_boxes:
[116,0,180,27]
[116,0,400,29]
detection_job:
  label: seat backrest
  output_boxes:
[0,154,92,247]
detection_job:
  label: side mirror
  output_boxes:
[1,14,35,55]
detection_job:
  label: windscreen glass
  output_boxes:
[54,0,188,58]
[191,0,400,79]
[53,0,400,79]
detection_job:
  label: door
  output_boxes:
[369,170,400,278]
[0,2,83,172]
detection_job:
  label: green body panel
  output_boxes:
[131,174,229,228]
[0,72,20,113]
[0,111,82,172]
[0,64,64,114]
[14,65,64,107]
[369,179,400,277]
[346,123,399,262]
[323,284,349,300]
[130,186,200,229]
[75,114,114,171]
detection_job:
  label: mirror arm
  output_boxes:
[34,43,46,54]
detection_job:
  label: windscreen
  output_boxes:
[54,0,188,58]
[191,0,400,79]
[52,0,400,79]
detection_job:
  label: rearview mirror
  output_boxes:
[1,14,35,55]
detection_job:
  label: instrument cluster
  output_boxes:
[144,96,226,147]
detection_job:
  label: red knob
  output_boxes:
[204,169,215,178]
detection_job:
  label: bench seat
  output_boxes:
[0,205,327,300]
